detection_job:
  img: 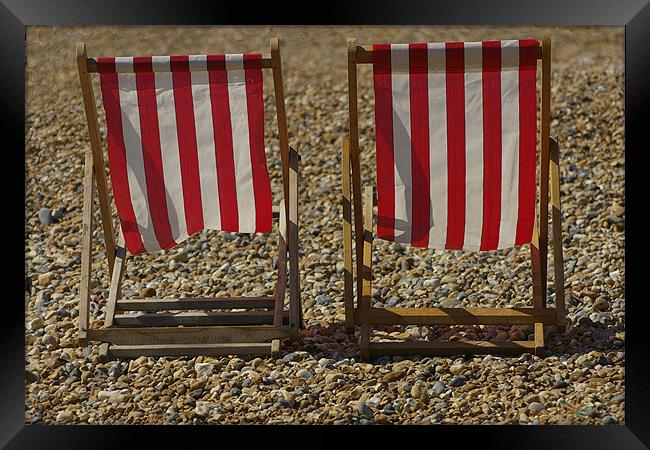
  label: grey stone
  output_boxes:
[108,363,122,378]
[195,363,215,378]
[38,208,54,225]
[432,381,446,395]
[35,291,50,309]
[386,296,400,307]
[356,401,374,419]
[318,358,335,368]
[449,376,467,387]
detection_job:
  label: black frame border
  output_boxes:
[7,0,649,448]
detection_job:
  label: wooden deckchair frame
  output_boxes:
[76,37,302,359]
[343,36,566,360]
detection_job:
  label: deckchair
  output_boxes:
[343,36,566,360]
[76,38,301,359]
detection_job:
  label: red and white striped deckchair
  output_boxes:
[343,36,566,360]
[76,38,301,359]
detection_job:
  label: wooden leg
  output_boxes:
[539,35,551,311]
[77,42,116,275]
[534,322,545,355]
[550,138,566,332]
[347,38,365,333]
[530,239,545,309]
[79,150,95,345]
[360,186,374,361]
[104,233,126,328]
[271,339,281,357]
[274,199,288,327]
[288,147,301,340]
[342,137,355,334]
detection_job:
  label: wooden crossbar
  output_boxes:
[85,56,276,73]
[356,307,557,325]
[112,310,288,327]
[106,342,277,358]
[87,325,289,345]
[116,297,276,311]
[353,42,543,65]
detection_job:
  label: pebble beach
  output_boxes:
[25,26,624,425]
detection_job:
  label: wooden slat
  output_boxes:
[116,297,276,312]
[357,307,557,325]
[107,342,274,358]
[347,38,365,318]
[270,37,290,220]
[274,199,287,326]
[361,186,373,312]
[77,42,116,274]
[369,340,538,356]
[78,150,94,344]
[112,311,288,327]
[530,239,544,309]
[87,325,289,345]
[550,138,566,332]
[534,322,545,354]
[354,42,543,64]
[538,35,552,308]
[360,186,374,361]
[104,233,126,327]
[342,136,355,333]
[271,339,281,357]
[288,146,301,338]
[86,56,274,73]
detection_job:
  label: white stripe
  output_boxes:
[226,54,257,232]
[498,40,521,249]
[427,43,448,249]
[153,56,189,244]
[462,42,484,251]
[390,44,412,244]
[116,58,160,252]
[190,55,222,230]
[188,54,207,71]
[151,56,170,72]
[115,56,134,73]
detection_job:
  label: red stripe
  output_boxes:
[408,43,430,247]
[515,40,538,245]
[170,55,204,236]
[97,58,118,73]
[207,55,239,232]
[444,42,466,250]
[373,44,395,241]
[480,41,503,251]
[243,54,273,232]
[134,56,177,250]
[98,58,146,254]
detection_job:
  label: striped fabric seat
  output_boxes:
[97,54,273,255]
[373,39,538,251]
